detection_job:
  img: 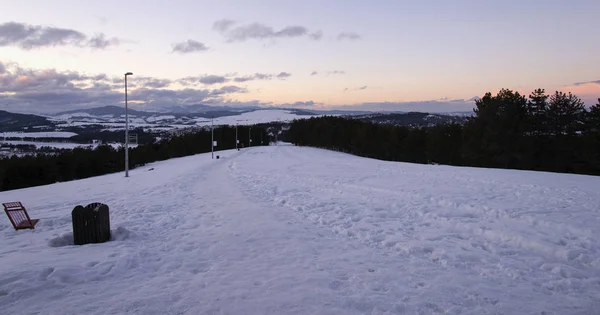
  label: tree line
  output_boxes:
[287,89,600,175]
[0,125,268,191]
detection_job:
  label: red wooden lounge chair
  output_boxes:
[3,202,39,230]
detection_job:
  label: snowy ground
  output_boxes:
[54,110,322,130]
[0,140,137,150]
[1,140,95,149]
[193,109,323,127]
[0,145,599,314]
[2,131,77,138]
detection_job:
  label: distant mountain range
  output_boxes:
[56,105,253,118]
[351,112,470,127]
[0,110,56,132]
[0,106,473,133]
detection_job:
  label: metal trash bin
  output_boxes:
[72,203,111,245]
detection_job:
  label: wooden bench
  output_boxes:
[3,202,39,230]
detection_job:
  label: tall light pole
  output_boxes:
[235,123,238,150]
[124,72,133,177]
[249,127,251,147]
[211,116,214,159]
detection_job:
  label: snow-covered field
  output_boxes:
[0,141,137,150]
[194,109,322,126]
[2,132,77,139]
[1,140,93,149]
[1,145,599,314]
[54,110,321,130]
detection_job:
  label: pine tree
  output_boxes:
[547,91,586,136]
[527,89,549,135]
[465,89,529,168]
[587,98,600,132]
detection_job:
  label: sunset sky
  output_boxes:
[1,0,599,114]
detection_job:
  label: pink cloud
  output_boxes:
[561,82,600,106]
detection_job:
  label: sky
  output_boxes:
[1,0,599,114]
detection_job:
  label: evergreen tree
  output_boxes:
[546,91,586,136]
[587,98,600,132]
[527,89,549,135]
[464,89,529,168]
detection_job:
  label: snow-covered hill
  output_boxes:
[1,146,599,314]
[193,109,321,126]
[53,109,322,130]
[2,131,77,138]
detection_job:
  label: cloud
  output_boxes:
[215,99,272,108]
[311,70,346,77]
[133,77,172,89]
[572,80,600,86]
[562,81,600,107]
[171,39,209,53]
[276,72,292,79]
[199,75,228,85]
[233,72,291,82]
[0,62,5,74]
[212,19,236,32]
[309,31,323,41]
[233,76,254,83]
[210,85,248,95]
[0,21,121,49]
[233,73,271,82]
[253,73,272,80]
[337,32,361,41]
[88,33,120,49]
[94,16,109,25]
[281,101,317,108]
[344,85,368,92]
[330,99,477,113]
[276,26,308,37]
[0,62,252,113]
[132,88,213,109]
[180,74,228,85]
[213,19,320,43]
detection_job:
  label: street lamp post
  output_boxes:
[235,123,238,150]
[211,116,214,159]
[249,127,251,147]
[124,72,133,177]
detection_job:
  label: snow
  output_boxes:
[1,145,599,314]
[0,140,92,149]
[51,113,94,120]
[2,132,77,139]
[195,109,322,126]
[55,110,321,130]
[0,141,136,150]
[57,122,192,130]
[146,115,176,122]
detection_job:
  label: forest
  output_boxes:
[0,125,268,191]
[287,89,600,176]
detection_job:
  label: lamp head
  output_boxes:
[125,72,133,76]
